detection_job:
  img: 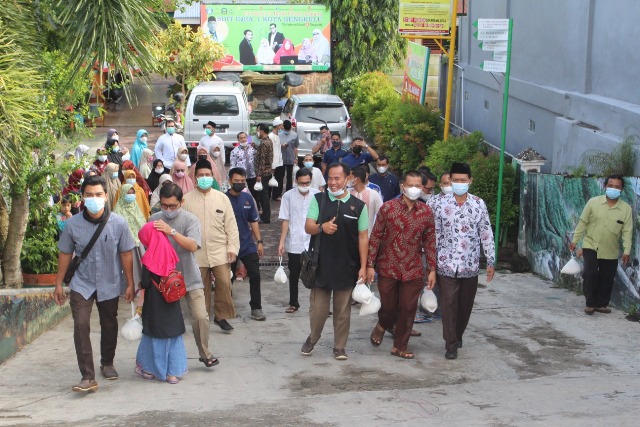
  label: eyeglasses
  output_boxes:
[160,203,180,210]
[298,181,312,186]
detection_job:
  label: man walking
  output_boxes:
[278,168,320,313]
[183,160,240,333]
[301,163,373,360]
[321,134,348,176]
[340,137,379,170]
[150,182,219,367]
[278,120,299,197]
[369,155,400,202]
[230,132,259,211]
[569,174,632,314]
[54,175,135,392]
[367,171,437,359]
[227,167,267,321]
[254,123,274,223]
[155,118,188,170]
[270,118,283,200]
[349,165,383,236]
[433,163,495,360]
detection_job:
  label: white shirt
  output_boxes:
[293,167,325,191]
[278,187,320,254]
[155,133,189,169]
[269,131,283,168]
[350,186,383,237]
[198,134,225,163]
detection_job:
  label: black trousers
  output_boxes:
[273,165,293,200]
[231,252,262,310]
[438,275,478,353]
[257,174,272,222]
[247,177,260,211]
[288,252,302,307]
[582,248,618,308]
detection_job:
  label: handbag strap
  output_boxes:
[311,193,327,263]
[78,212,111,260]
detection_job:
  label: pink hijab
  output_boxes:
[170,160,195,194]
[274,39,296,64]
[138,222,179,277]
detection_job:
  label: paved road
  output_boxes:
[0,272,638,426]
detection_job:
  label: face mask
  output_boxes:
[404,186,422,201]
[346,179,356,188]
[84,197,105,214]
[420,192,432,202]
[111,135,119,141]
[211,151,220,158]
[377,166,388,174]
[112,145,120,153]
[97,155,107,162]
[441,186,453,195]
[124,194,137,204]
[79,178,84,185]
[175,171,185,178]
[166,127,176,135]
[328,187,345,197]
[111,172,118,179]
[298,186,310,194]
[140,136,148,143]
[126,178,136,186]
[155,167,164,174]
[198,155,207,161]
[240,142,248,148]
[452,182,469,196]
[606,187,621,199]
[197,176,214,190]
[332,140,341,147]
[179,153,188,161]
[121,153,131,161]
[232,182,246,192]
[162,208,180,220]
[205,128,213,136]
[304,161,314,169]
[352,146,362,155]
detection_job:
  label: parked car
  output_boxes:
[184,81,251,158]
[281,94,352,157]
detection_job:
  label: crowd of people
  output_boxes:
[52,119,505,393]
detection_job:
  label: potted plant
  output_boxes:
[21,206,59,286]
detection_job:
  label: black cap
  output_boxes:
[194,159,213,173]
[203,120,217,129]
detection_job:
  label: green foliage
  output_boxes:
[425,132,486,178]
[349,72,399,138]
[581,135,638,177]
[20,206,59,275]
[564,164,587,177]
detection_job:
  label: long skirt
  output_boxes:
[136,334,188,380]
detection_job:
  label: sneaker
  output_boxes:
[445,350,458,360]
[214,318,234,332]
[333,348,348,360]
[584,307,595,315]
[414,313,433,324]
[100,365,118,380]
[72,379,98,392]
[251,309,266,321]
[301,337,315,355]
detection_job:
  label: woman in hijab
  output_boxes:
[135,222,188,384]
[130,129,149,169]
[104,163,121,211]
[150,174,173,214]
[170,160,194,195]
[273,38,296,65]
[256,38,275,64]
[107,128,119,141]
[105,138,124,169]
[114,184,147,293]
[298,38,318,63]
[312,29,331,64]
[209,145,229,192]
[177,147,190,164]
[189,147,221,190]
[139,148,155,179]
[62,169,84,197]
[93,148,109,175]
[74,144,90,165]
[114,170,151,219]
[122,160,152,196]
[147,159,169,193]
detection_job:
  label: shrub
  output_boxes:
[581,134,638,177]
[349,72,399,140]
[424,131,486,178]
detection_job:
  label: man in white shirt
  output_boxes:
[294,154,325,191]
[349,165,382,237]
[270,117,283,200]
[155,118,189,170]
[278,167,320,313]
[197,120,225,164]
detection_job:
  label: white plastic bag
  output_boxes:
[360,293,381,316]
[121,302,142,341]
[561,257,582,275]
[254,181,264,192]
[420,289,438,313]
[268,176,278,187]
[274,256,288,285]
[352,279,373,304]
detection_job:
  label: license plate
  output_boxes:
[216,127,227,133]
[310,132,320,141]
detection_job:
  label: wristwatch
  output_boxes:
[256,240,264,244]
[170,229,177,236]
[318,224,323,234]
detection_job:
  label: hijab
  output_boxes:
[114,170,151,219]
[138,222,179,277]
[122,160,152,196]
[62,169,84,196]
[93,147,109,175]
[107,128,119,140]
[312,30,330,63]
[105,138,123,167]
[130,129,148,169]
[170,160,194,194]
[147,159,168,192]
[74,144,90,161]
[274,38,296,65]
[189,147,223,187]
[104,163,121,210]
[139,148,154,179]
[150,174,173,209]
[113,184,147,245]
[298,38,317,63]
[256,38,275,65]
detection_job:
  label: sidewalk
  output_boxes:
[0,271,638,426]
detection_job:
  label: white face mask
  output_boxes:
[420,192,432,201]
[111,135,119,141]
[377,166,388,174]
[121,153,131,161]
[298,186,310,194]
[140,136,148,143]
[211,151,220,158]
[155,167,164,174]
[240,142,248,148]
[441,186,453,195]
[126,178,136,186]
[404,186,422,201]
[179,153,188,161]
[97,155,107,162]
[328,187,345,197]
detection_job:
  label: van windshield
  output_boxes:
[295,105,345,123]
[193,95,239,116]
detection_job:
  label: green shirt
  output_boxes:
[307,192,369,232]
[572,195,632,259]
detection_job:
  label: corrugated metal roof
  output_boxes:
[174,1,201,19]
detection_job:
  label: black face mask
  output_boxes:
[198,155,207,161]
[332,140,341,147]
[231,183,246,192]
[352,146,362,155]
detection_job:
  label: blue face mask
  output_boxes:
[304,161,314,169]
[124,194,137,204]
[84,197,105,214]
[111,172,118,179]
[112,145,120,153]
[606,187,621,199]
[197,176,214,190]
[166,127,176,135]
[452,182,469,196]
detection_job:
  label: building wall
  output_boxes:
[456,0,640,173]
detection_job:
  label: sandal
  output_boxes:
[135,366,155,380]
[286,306,299,314]
[370,323,385,346]
[390,348,415,359]
[199,356,220,368]
[386,328,422,337]
[166,376,179,384]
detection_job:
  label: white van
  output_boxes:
[184,81,251,154]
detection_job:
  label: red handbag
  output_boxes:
[152,270,187,303]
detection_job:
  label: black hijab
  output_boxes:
[146,159,169,192]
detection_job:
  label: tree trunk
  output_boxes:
[0,192,8,255]
[1,193,29,288]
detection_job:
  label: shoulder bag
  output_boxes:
[63,212,111,285]
[152,269,187,303]
[300,193,327,289]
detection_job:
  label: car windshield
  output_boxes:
[193,95,239,116]
[295,105,345,123]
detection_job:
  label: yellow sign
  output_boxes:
[399,0,451,35]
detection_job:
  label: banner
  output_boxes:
[402,42,430,104]
[201,4,331,72]
[399,0,451,35]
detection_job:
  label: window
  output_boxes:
[295,105,346,123]
[193,95,239,116]
[528,120,536,133]
[484,100,489,110]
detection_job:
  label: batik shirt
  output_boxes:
[230,145,256,178]
[433,193,495,278]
